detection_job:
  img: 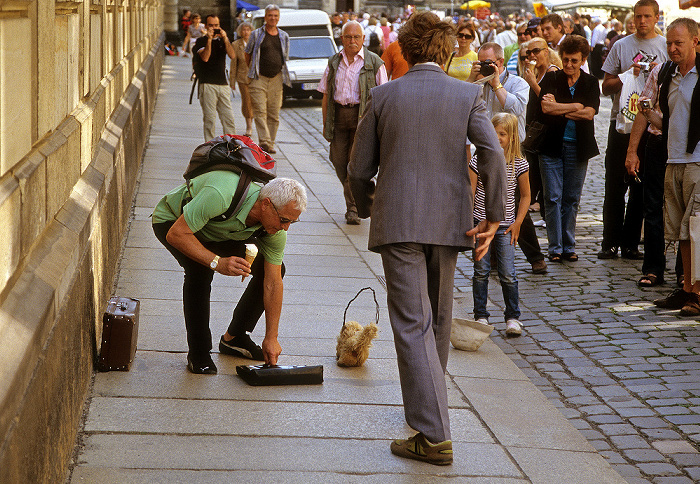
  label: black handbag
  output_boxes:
[236,364,323,386]
[521,121,546,153]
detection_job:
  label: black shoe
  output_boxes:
[621,248,644,260]
[187,354,217,374]
[654,288,696,309]
[219,334,264,360]
[597,247,618,259]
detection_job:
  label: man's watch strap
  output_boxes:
[494,83,504,91]
[210,255,220,270]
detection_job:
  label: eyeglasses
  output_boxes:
[526,47,545,56]
[517,31,529,37]
[457,33,473,39]
[270,200,299,225]
[520,55,529,61]
[343,35,362,40]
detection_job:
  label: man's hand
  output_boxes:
[466,220,500,261]
[214,256,252,277]
[467,62,481,82]
[262,336,281,365]
[625,150,641,177]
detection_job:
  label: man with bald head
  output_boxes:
[317,21,387,225]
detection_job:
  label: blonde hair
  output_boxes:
[491,113,521,183]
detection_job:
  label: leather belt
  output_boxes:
[334,102,359,108]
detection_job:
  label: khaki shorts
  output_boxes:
[664,163,700,241]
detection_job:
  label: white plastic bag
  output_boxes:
[616,68,646,134]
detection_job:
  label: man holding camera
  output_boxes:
[597,0,667,262]
[467,42,547,275]
[193,15,237,141]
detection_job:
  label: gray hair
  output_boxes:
[259,178,308,212]
[236,21,252,37]
[478,42,504,60]
[265,4,280,14]
[342,20,362,35]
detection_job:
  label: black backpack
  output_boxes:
[181,135,276,222]
[368,30,381,54]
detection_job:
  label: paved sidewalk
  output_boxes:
[68,55,625,483]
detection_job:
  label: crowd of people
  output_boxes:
[162,2,698,467]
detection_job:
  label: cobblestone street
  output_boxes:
[280,93,700,483]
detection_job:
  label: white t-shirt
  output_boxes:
[602,34,668,119]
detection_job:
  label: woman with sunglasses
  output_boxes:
[537,35,600,263]
[444,23,478,81]
[520,38,561,216]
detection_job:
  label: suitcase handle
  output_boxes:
[342,287,379,329]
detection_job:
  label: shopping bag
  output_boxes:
[616,68,646,134]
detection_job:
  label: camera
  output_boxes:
[213,28,221,35]
[638,61,651,72]
[639,99,652,110]
[478,60,496,77]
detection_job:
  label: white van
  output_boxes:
[247,9,338,99]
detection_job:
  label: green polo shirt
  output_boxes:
[152,171,286,265]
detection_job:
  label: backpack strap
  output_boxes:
[657,60,675,87]
[213,172,253,222]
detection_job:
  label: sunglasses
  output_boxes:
[526,47,545,56]
[270,200,299,225]
[517,31,529,37]
[457,33,474,39]
[520,55,528,61]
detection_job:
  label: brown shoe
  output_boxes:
[390,432,453,465]
[531,259,547,274]
[345,211,361,225]
[679,293,700,316]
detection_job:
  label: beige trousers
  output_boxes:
[198,83,236,141]
[249,73,283,147]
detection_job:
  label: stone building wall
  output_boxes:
[0,1,164,482]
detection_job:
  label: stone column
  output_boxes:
[163,0,179,40]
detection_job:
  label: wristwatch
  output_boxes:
[494,83,504,91]
[209,255,220,270]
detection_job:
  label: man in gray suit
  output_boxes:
[349,12,507,465]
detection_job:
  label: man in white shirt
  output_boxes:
[590,17,609,77]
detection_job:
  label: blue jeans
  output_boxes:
[472,227,520,320]
[539,142,589,255]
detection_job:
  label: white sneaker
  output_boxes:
[475,318,489,325]
[505,319,522,336]
[533,219,546,227]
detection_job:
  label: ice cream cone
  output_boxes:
[242,244,258,281]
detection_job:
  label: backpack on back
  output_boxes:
[368,30,381,54]
[182,134,276,222]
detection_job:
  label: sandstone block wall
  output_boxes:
[0,1,164,482]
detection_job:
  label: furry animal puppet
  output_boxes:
[336,320,379,367]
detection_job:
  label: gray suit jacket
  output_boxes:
[348,63,507,252]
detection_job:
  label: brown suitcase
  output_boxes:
[98,296,140,371]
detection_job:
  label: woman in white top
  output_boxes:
[182,14,206,56]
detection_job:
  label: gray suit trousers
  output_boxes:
[379,242,459,443]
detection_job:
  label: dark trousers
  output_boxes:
[601,122,644,251]
[330,103,359,213]
[515,184,545,263]
[525,150,544,213]
[152,221,285,357]
[642,132,667,277]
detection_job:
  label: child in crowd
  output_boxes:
[470,113,530,336]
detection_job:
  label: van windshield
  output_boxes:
[289,37,336,60]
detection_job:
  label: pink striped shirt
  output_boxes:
[318,49,388,105]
